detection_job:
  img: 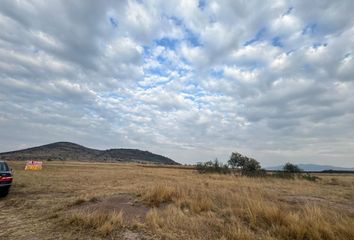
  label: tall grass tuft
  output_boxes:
[68,209,124,236]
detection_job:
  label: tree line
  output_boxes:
[196,152,318,181]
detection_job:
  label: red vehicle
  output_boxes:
[0,161,13,197]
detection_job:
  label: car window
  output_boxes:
[0,162,9,171]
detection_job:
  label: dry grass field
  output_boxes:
[0,161,353,240]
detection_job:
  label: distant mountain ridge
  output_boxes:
[0,142,178,165]
[266,163,354,172]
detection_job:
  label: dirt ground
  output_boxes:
[0,161,353,240]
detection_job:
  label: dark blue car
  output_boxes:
[0,161,13,197]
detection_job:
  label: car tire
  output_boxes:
[0,187,10,197]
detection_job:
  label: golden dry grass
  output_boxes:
[68,209,124,237]
[0,161,353,240]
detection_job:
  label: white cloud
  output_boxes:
[0,0,354,167]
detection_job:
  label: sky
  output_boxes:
[0,0,353,167]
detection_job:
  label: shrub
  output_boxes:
[196,159,230,174]
[283,162,302,173]
[271,162,303,179]
[302,173,320,182]
[228,152,263,176]
[272,163,320,181]
[140,183,179,207]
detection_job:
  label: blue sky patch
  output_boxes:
[272,36,283,47]
[210,69,224,78]
[283,6,294,16]
[109,17,118,28]
[244,28,267,46]
[313,42,327,48]
[302,23,317,35]
[155,37,178,50]
[198,0,206,10]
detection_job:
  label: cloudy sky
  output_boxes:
[0,0,353,167]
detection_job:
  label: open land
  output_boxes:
[1,161,353,240]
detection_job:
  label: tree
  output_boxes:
[283,162,302,173]
[228,152,247,169]
[228,152,263,176]
[243,158,261,172]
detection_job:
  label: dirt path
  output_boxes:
[0,193,154,240]
[0,200,57,239]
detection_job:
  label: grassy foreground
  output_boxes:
[0,161,353,240]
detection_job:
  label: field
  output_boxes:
[1,161,353,240]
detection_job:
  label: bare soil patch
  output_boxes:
[120,229,151,240]
[73,193,150,223]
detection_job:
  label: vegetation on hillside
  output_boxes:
[0,142,178,165]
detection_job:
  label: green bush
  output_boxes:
[271,162,303,179]
[283,162,302,173]
[302,173,320,182]
[228,152,264,176]
[272,162,320,182]
[196,159,230,174]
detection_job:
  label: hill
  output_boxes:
[0,142,178,165]
[266,163,354,172]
